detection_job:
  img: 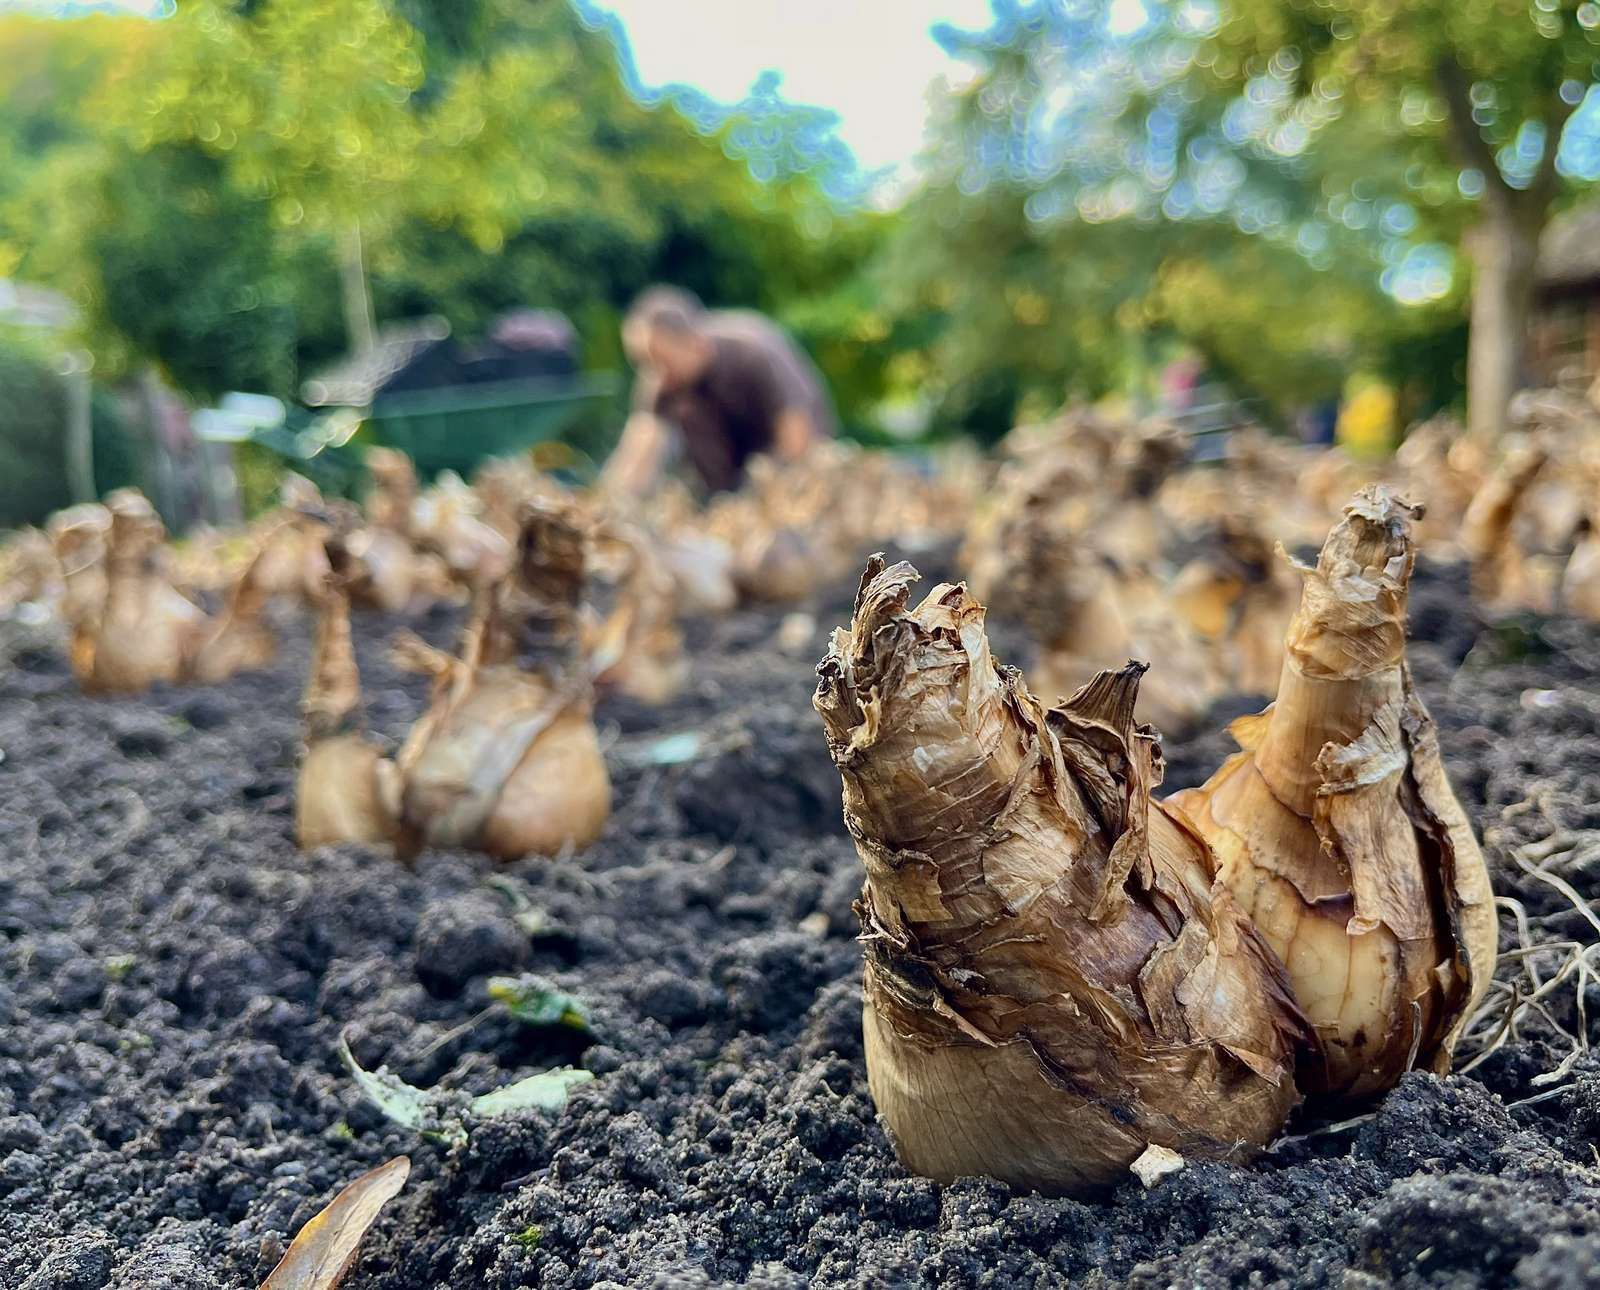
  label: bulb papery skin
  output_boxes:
[588,521,690,706]
[86,495,206,693]
[392,500,611,861]
[1460,447,1551,612]
[189,549,278,685]
[1564,527,1600,622]
[49,505,110,645]
[396,666,610,860]
[296,734,395,850]
[295,562,395,850]
[1168,487,1498,1102]
[815,558,1304,1197]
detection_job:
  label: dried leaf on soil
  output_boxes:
[259,1155,410,1290]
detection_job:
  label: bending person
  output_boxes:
[602,286,835,497]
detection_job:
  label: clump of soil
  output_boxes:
[2,554,1599,1289]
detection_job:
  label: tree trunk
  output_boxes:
[62,352,95,505]
[1464,212,1541,438]
[1432,58,1574,439]
[339,219,376,354]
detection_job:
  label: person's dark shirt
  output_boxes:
[635,311,836,493]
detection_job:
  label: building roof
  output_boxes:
[1539,203,1600,289]
[301,316,451,407]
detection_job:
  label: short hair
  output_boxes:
[624,285,706,338]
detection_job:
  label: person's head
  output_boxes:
[623,286,713,391]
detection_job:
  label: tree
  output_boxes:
[0,327,141,528]
[869,1,1434,440]
[4,0,886,439]
[101,0,436,353]
[0,12,129,275]
[1207,0,1600,434]
[16,141,317,398]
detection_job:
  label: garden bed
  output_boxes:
[2,554,1598,1289]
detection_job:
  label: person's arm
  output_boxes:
[600,409,671,498]
[601,369,675,498]
[772,406,823,462]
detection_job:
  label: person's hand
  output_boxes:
[600,412,669,498]
[773,408,820,462]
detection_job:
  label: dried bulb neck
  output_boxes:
[368,452,419,515]
[477,578,584,681]
[1284,491,1414,680]
[1037,572,1128,660]
[1463,448,1544,560]
[56,540,104,580]
[999,518,1125,656]
[516,507,586,599]
[304,581,362,739]
[1209,518,1278,585]
[816,558,1153,941]
[107,517,164,579]
[816,559,1029,935]
[225,556,271,620]
[1258,487,1417,813]
[106,549,153,584]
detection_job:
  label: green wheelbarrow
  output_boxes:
[362,372,621,479]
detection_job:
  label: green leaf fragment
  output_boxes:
[338,1033,468,1147]
[470,1068,593,1118]
[487,974,591,1032]
[485,874,535,910]
[641,731,702,765]
[484,877,547,936]
[104,954,138,982]
[338,1032,593,1146]
[511,1224,543,1249]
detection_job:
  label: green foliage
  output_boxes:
[0,13,128,274]
[103,954,138,982]
[107,0,429,240]
[1193,0,1600,262]
[863,2,1509,436]
[3,0,881,440]
[1211,0,1599,158]
[1191,0,1600,432]
[234,439,292,519]
[20,142,319,398]
[0,328,141,527]
[876,182,1173,440]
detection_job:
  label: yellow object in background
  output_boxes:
[1335,378,1397,458]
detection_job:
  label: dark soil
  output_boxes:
[3,553,1600,1289]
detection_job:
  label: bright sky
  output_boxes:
[592,0,998,183]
